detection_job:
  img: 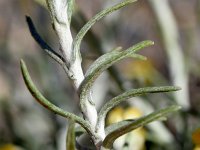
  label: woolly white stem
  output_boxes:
[46,0,72,61]
[46,0,99,139]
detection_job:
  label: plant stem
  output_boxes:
[46,0,99,143]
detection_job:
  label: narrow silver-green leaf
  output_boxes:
[85,40,153,79]
[20,59,94,136]
[103,105,181,148]
[105,120,133,135]
[95,86,181,132]
[72,0,137,62]
[67,0,74,24]
[66,120,76,150]
[79,41,153,114]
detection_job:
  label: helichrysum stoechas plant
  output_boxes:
[20,0,181,149]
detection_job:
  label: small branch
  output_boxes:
[78,41,152,140]
[79,41,153,105]
[71,14,175,144]
[80,41,153,96]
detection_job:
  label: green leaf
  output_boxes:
[67,0,74,24]
[103,105,181,149]
[85,40,152,82]
[20,59,95,137]
[79,41,153,112]
[105,120,133,135]
[95,86,181,132]
[72,0,137,62]
[66,120,76,150]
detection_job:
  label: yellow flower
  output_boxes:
[121,60,155,85]
[106,106,146,150]
[123,107,146,150]
[194,146,200,150]
[123,107,143,119]
[106,107,124,125]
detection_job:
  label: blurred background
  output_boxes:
[0,0,200,150]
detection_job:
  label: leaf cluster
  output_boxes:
[20,0,181,149]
